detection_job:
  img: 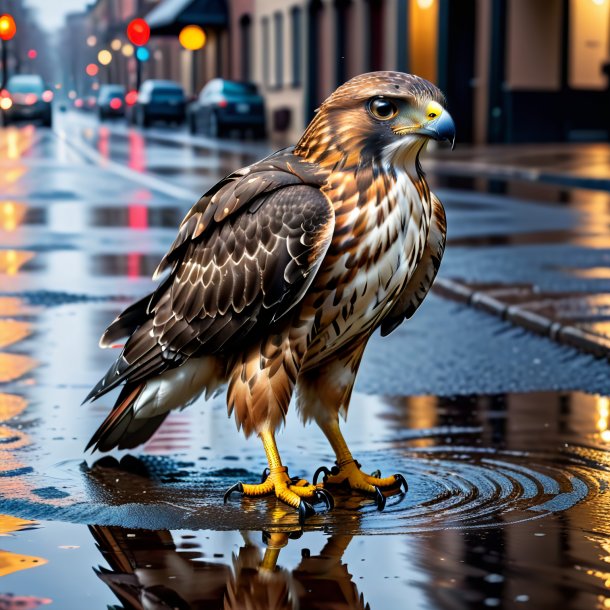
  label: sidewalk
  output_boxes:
[427,142,610,360]
[428,142,610,191]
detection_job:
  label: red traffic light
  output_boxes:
[0,14,16,41]
[126,19,150,47]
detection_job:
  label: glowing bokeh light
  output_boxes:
[97,49,112,65]
[179,25,206,51]
[135,46,150,62]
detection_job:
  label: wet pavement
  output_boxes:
[2,113,610,608]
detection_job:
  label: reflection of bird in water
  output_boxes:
[0,595,52,610]
[85,71,454,520]
[90,526,368,610]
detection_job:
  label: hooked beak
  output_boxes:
[415,111,456,150]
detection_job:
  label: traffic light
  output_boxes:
[126,19,150,47]
[0,14,16,41]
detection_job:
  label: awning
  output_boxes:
[146,0,228,35]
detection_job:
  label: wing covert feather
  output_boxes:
[88,152,333,402]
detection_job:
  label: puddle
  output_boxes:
[1,387,610,609]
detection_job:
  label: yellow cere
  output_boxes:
[425,101,443,120]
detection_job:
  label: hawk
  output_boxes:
[85,71,455,521]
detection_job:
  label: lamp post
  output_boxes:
[179,25,206,95]
[126,18,150,90]
[0,14,16,90]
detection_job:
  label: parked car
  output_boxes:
[187,79,266,138]
[133,80,185,127]
[97,85,125,120]
[2,74,53,127]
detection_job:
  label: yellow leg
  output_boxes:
[224,430,334,522]
[259,532,289,573]
[314,418,407,510]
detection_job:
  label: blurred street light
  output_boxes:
[68,90,76,100]
[126,19,150,47]
[179,25,206,95]
[86,63,99,76]
[111,39,122,51]
[27,49,36,60]
[121,43,134,57]
[0,14,16,90]
[97,50,112,65]
[0,15,16,41]
[179,25,206,51]
[86,35,97,47]
[0,96,12,110]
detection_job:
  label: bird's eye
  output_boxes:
[425,101,444,121]
[368,97,398,121]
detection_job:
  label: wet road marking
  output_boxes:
[52,127,201,203]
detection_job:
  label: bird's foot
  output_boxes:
[224,466,334,523]
[312,459,407,510]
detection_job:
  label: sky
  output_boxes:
[26,0,90,31]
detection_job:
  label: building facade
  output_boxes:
[242,0,610,144]
[63,0,610,144]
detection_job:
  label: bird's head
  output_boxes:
[296,71,455,172]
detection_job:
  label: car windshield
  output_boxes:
[7,77,44,94]
[151,87,183,101]
[99,87,124,100]
[222,81,258,95]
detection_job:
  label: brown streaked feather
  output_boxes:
[380,193,446,336]
[153,152,330,279]
[87,151,334,407]
[149,183,334,358]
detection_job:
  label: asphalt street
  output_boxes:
[2,111,610,609]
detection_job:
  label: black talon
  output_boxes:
[298,500,316,524]
[313,466,331,485]
[314,488,335,511]
[374,486,386,511]
[394,473,408,494]
[370,469,381,479]
[223,482,243,504]
[260,467,270,483]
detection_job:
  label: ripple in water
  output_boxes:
[351,446,596,534]
[0,441,602,533]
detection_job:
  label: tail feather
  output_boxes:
[86,383,174,453]
[84,333,168,404]
[86,384,143,452]
[116,413,168,450]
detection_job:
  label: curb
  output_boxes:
[427,159,610,193]
[433,278,610,359]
